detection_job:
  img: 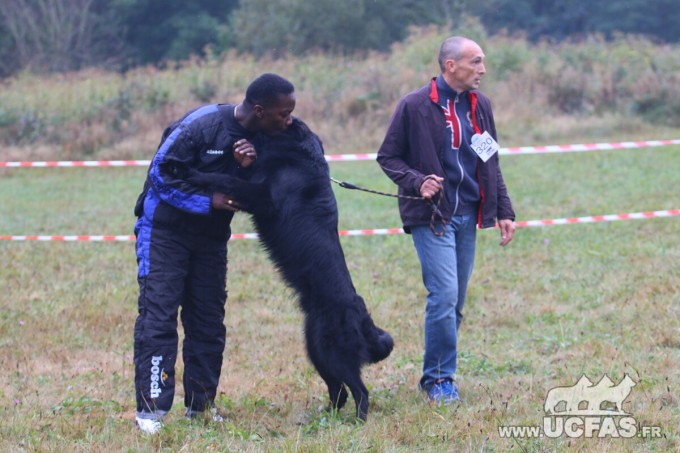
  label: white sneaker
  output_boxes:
[135,416,163,434]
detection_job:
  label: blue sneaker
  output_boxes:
[427,378,459,405]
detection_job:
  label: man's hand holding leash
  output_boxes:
[420,175,444,200]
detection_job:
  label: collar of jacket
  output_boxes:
[428,77,481,134]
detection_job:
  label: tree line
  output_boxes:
[1,0,678,78]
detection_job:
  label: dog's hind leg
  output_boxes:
[315,352,369,420]
[304,317,349,411]
[344,374,369,421]
[325,355,370,420]
[309,358,349,411]
[325,377,349,411]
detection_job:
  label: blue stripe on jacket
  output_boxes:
[148,104,219,214]
[135,188,163,277]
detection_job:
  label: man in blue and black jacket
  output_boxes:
[133,73,296,434]
[377,37,516,405]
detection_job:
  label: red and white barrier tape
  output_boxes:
[1,210,677,241]
[502,139,680,155]
[514,209,679,227]
[1,139,679,168]
[0,160,151,168]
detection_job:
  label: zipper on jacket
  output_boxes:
[452,94,464,215]
[474,103,485,227]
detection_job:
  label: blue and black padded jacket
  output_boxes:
[134,104,251,241]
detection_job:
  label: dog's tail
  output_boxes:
[366,325,394,363]
[355,295,394,363]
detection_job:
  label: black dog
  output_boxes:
[179,118,394,420]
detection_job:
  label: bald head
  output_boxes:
[438,36,486,92]
[438,36,475,72]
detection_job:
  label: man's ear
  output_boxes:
[445,59,456,73]
[254,105,265,119]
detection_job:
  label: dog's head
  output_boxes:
[255,117,325,161]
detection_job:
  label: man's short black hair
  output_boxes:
[245,73,295,107]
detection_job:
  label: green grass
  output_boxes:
[1,146,679,452]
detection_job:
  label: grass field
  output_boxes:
[1,142,678,452]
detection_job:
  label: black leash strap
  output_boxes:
[330,177,446,236]
[331,177,420,200]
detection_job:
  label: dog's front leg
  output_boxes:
[178,167,267,211]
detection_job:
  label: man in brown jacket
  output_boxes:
[377,36,515,404]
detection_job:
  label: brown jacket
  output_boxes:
[377,78,515,231]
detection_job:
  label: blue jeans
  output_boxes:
[411,214,477,390]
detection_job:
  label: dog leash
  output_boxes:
[330,177,447,236]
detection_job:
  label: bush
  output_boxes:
[2,25,680,160]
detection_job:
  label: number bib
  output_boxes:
[471,131,500,162]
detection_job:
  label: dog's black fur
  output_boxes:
[179,118,393,420]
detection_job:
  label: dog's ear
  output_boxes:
[289,117,312,140]
[253,118,309,149]
[353,294,367,309]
